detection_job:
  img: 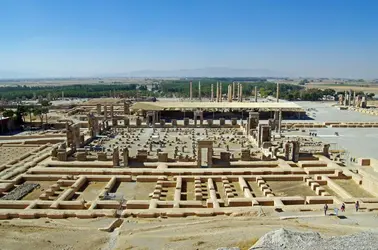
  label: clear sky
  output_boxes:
[1,0,377,78]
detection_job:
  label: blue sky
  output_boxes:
[1,0,377,78]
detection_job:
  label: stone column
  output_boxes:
[113,146,120,166]
[293,141,300,162]
[110,105,114,118]
[198,81,201,101]
[136,117,142,126]
[220,82,222,102]
[101,121,105,131]
[344,91,347,106]
[104,105,108,118]
[348,90,352,106]
[353,91,356,106]
[255,86,258,102]
[228,84,232,102]
[211,84,214,102]
[232,81,236,100]
[216,82,219,102]
[74,124,81,149]
[66,123,73,148]
[278,109,282,135]
[112,118,118,127]
[190,81,193,101]
[124,102,129,115]
[124,117,129,127]
[239,83,243,102]
[97,104,101,115]
[172,119,177,126]
[361,96,367,108]
[276,82,280,103]
[237,83,240,102]
[184,118,189,126]
[123,148,129,167]
[323,144,330,157]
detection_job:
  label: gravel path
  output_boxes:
[250,228,378,250]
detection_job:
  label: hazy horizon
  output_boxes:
[1,1,378,79]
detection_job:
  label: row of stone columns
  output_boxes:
[211,81,244,102]
[340,90,368,108]
[189,81,202,101]
[185,81,283,103]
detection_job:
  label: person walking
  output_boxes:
[324,203,328,216]
[341,203,345,212]
[355,201,360,212]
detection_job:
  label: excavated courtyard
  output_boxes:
[1,98,378,249]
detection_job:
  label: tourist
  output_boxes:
[341,203,345,212]
[355,201,360,212]
[324,203,328,215]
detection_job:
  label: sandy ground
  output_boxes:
[1,208,378,250]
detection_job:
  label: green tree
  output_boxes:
[2,109,14,118]
[39,100,51,125]
[16,105,29,123]
[33,108,44,126]
[367,93,375,99]
[298,79,309,85]
[322,89,336,97]
[27,105,35,123]
[138,85,148,91]
[40,100,51,107]
[42,107,49,125]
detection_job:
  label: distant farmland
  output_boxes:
[306,83,378,94]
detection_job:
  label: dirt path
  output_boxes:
[1,211,377,250]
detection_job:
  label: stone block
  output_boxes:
[97,152,107,161]
[195,193,203,201]
[220,152,230,161]
[358,158,371,166]
[184,118,190,126]
[158,152,168,162]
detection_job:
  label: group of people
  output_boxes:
[323,201,360,215]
